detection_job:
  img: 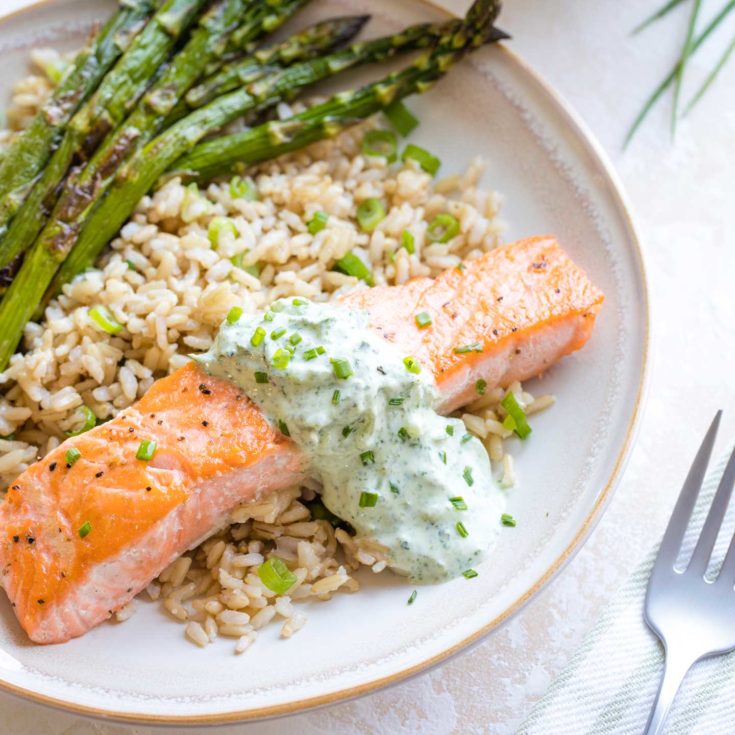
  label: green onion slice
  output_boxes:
[307,210,329,235]
[454,342,483,354]
[136,439,157,461]
[359,491,379,508]
[403,356,421,374]
[384,100,419,137]
[208,216,238,248]
[270,328,286,340]
[362,129,398,162]
[288,333,302,346]
[78,521,92,539]
[254,371,268,384]
[257,557,297,594]
[226,306,243,324]
[65,405,97,437]
[445,425,455,436]
[461,433,472,444]
[330,358,353,380]
[476,379,487,395]
[251,326,266,346]
[456,521,469,538]
[439,450,447,464]
[397,427,410,442]
[427,213,460,243]
[331,390,340,405]
[360,450,375,466]
[388,397,405,406]
[88,305,122,335]
[407,589,418,605]
[501,513,517,527]
[272,348,292,370]
[462,568,478,579]
[463,466,474,486]
[65,447,81,467]
[501,392,532,439]
[342,426,354,438]
[303,347,323,361]
[229,175,258,201]
[333,251,374,285]
[401,143,441,176]
[415,311,432,329]
[401,230,415,254]
[356,198,386,232]
[450,496,468,511]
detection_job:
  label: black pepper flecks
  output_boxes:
[27,536,35,544]
[12,535,19,543]
[37,599,44,605]
[178,436,185,441]
[202,421,209,427]
[198,383,212,395]
[157,419,163,425]
[128,427,135,433]
[49,462,57,472]
[95,471,104,478]
[145,486,152,492]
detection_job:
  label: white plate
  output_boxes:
[0,0,649,724]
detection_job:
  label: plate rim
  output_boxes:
[0,0,651,724]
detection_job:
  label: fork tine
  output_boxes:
[653,411,722,572]
[687,441,735,576]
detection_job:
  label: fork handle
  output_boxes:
[644,648,696,735]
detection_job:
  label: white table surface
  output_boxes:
[1,0,734,733]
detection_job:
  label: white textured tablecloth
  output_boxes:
[1,1,735,733]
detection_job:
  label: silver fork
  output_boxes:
[644,410,735,734]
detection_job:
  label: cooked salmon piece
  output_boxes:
[0,236,603,643]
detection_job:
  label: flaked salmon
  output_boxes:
[0,236,603,643]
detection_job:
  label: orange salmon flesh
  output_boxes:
[0,236,603,643]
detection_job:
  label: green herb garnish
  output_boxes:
[456,521,469,538]
[88,305,122,335]
[384,100,419,136]
[462,569,478,579]
[360,450,375,466]
[272,348,292,370]
[407,589,418,605]
[254,371,268,384]
[226,306,243,324]
[501,513,517,527]
[401,143,440,176]
[501,392,532,439]
[362,129,398,162]
[307,210,329,235]
[330,358,353,379]
[453,342,483,354]
[450,496,468,511]
[136,439,157,461]
[65,448,81,467]
[415,311,432,329]
[257,557,297,594]
[278,419,290,437]
[403,356,420,374]
[356,198,386,232]
[475,379,487,395]
[78,521,92,539]
[332,390,341,405]
[401,230,415,254]
[251,326,266,346]
[463,466,474,486]
[427,213,460,243]
[359,491,379,508]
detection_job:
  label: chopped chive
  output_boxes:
[65,405,97,437]
[226,306,243,324]
[445,425,455,436]
[136,439,157,461]
[501,513,517,527]
[359,491,379,508]
[277,419,290,437]
[208,216,238,248]
[362,129,398,162]
[384,100,419,136]
[333,251,374,285]
[475,379,487,395]
[270,301,285,312]
[453,342,483,354]
[307,210,329,235]
[415,311,432,329]
[316,345,326,355]
[78,521,92,539]
[401,230,415,254]
[303,347,321,361]
[450,497,468,511]
[463,466,474,486]
[65,447,81,467]
[397,427,410,442]
[427,213,460,243]
[407,589,418,605]
[126,259,137,271]
[257,557,297,595]
[456,521,469,538]
[401,143,440,176]
[88,305,122,335]
[461,433,472,444]
[263,312,275,324]
[389,482,400,494]
[270,328,286,340]
[250,326,266,346]
[439,450,447,464]
[356,198,386,232]
[403,356,420,374]
[229,175,258,201]
[292,298,306,307]
[462,569,478,579]
[331,390,341,405]
[360,450,375,466]
[254,371,268,384]
[330,358,353,379]
[342,426,354,438]
[288,333,302,346]
[388,397,405,406]
[272,348,292,370]
[501,392,532,439]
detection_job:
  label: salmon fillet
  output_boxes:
[0,236,603,643]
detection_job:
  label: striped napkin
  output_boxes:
[517,450,735,735]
